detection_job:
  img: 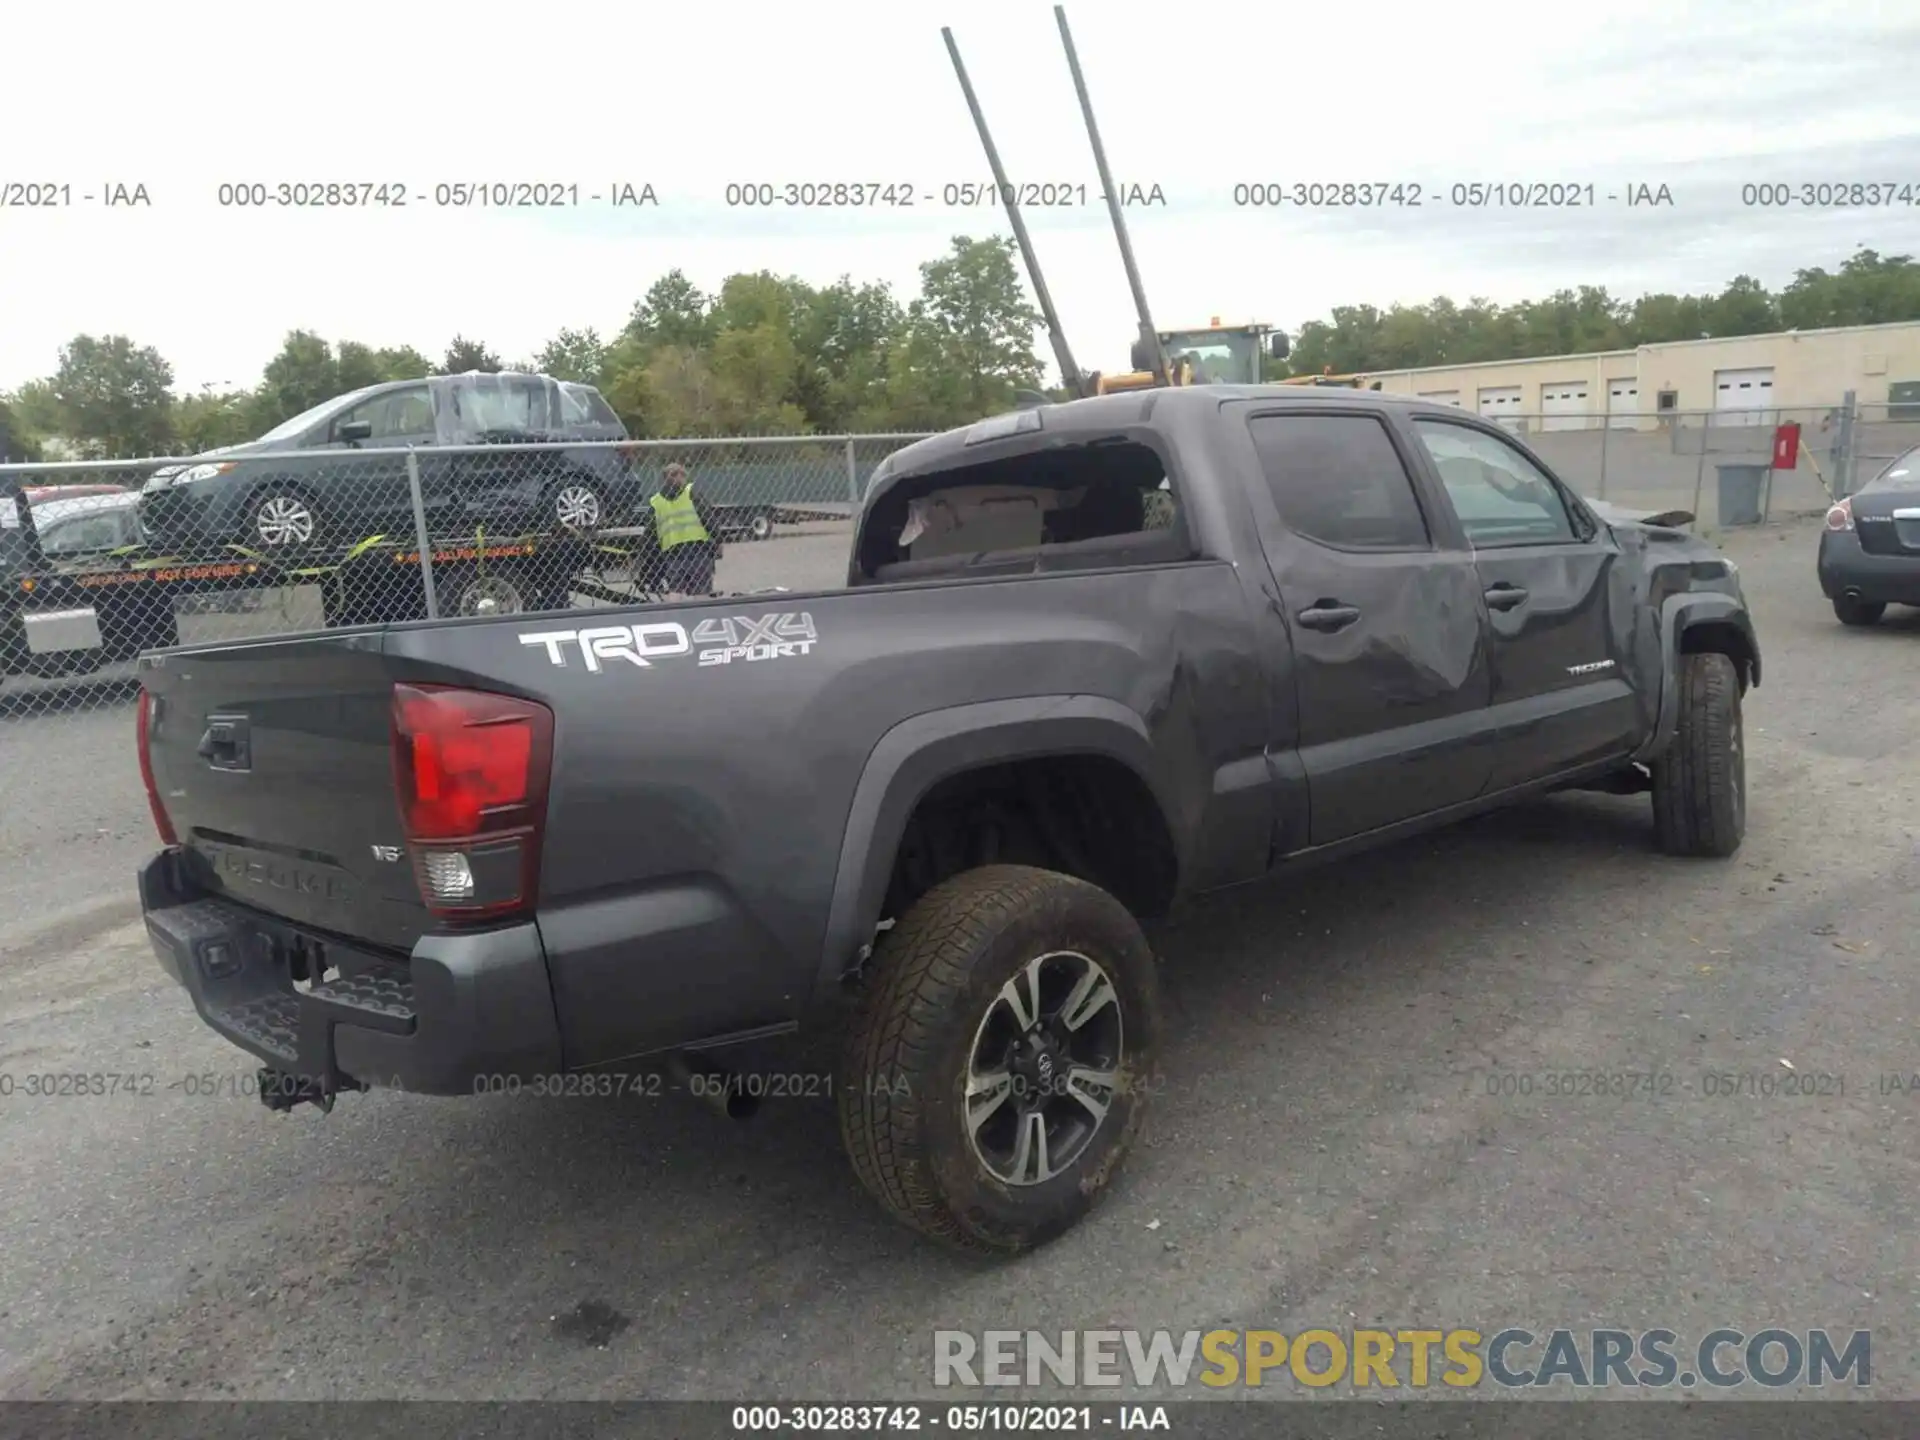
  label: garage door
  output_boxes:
[1606,378,1639,429]
[1478,386,1523,432]
[1418,390,1462,408]
[1540,381,1590,432]
[1713,367,1774,427]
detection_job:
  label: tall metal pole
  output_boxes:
[942,28,1085,399]
[1054,5,1170,387]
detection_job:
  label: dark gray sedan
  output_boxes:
[1819,444,1920,626]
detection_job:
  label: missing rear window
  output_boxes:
[854,438,1190,585]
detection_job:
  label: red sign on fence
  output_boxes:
[1772,421,1802,469]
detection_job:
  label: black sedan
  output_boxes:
[1819,443,1920,627]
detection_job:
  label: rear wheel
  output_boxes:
[836,864,1161,1254]
[1651,652,1745,858]
[747,509,774,541]
[447,568,530,617]
[1833,594,1885,627]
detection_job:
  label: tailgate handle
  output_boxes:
[198,713,252,772]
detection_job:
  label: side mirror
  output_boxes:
[336,419,374,444]
[1128,338,1155,373]
[1268,332,1291,361]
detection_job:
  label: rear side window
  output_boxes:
[560,384,624,431]
[1247,413,1431,550]
[1862,444,1920,493]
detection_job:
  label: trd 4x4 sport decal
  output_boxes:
[519,613,818,672]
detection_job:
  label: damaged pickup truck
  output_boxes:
[133,384,1759,1253]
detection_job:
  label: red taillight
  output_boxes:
[136,686,179,846]
[390,684,553,920]
[1826,498,1853,531]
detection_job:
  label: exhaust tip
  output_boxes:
[669,1054,760,1121]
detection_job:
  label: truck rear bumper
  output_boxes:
[139,850,563,1097]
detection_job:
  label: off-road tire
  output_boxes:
[1651,652,1745,858]
[1833,595,1885,628]
[836,864,1161,1255]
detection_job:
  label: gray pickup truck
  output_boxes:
[133,385,1759,1253]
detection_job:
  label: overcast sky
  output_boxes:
[3,0,1918,392]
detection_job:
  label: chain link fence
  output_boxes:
[0,433,931,723]
[1481,406,1846,526]
[7,399,1914,725]
[0,397,1910,933]
[7,399,1913,725]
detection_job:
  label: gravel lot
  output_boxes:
[3,515,1919,1405]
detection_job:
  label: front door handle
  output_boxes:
[1485,583,1529,612]
[1296,601,1361,633]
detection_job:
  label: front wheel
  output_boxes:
[836,865,1161,1254]
[549,480,605,532]
[1833,594,1885,627]
[747,510,774,541]
[248,489,322,550]
[1651,652,1745,857]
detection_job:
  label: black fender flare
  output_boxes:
[1631,592,1760,765]
[809,695,1179,1009]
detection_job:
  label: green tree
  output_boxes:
[1778,250,1920,330]
[1703,275,1778,338]
[1624,292,1710,345]
[50,334,176,458]
[256,330,341,429]
[373,345,434,381]
[2,382,63,455]
[639,345,726,437]
[624,270,715,351]
[173,386,257,453]
[793,277,905,431]
[907,236,1043,418]
[0,397,40,462]
[440,336,502,374]
[533,327,609,384]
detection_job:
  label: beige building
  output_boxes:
[1361,319,1920,433]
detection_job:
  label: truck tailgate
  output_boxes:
[140,632,429,953]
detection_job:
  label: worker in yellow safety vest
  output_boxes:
[648,462,721,596]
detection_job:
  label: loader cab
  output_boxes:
[1126,323,1286,387]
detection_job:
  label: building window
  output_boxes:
[1656,390,1678,412]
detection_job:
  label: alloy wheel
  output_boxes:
[254,495,315,547]
[964,949,1125,1187]
[455,575,526,616]
[554,485,602,529]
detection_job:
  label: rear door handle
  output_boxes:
[1484,583,1529,612]
[1296,601,1361,633]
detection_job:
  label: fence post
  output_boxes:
[1689,415,1710,526]
[406,449,440,619]
[845,435,860,505]
[1835,390,1858,497]
[1597,400,1610,500]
